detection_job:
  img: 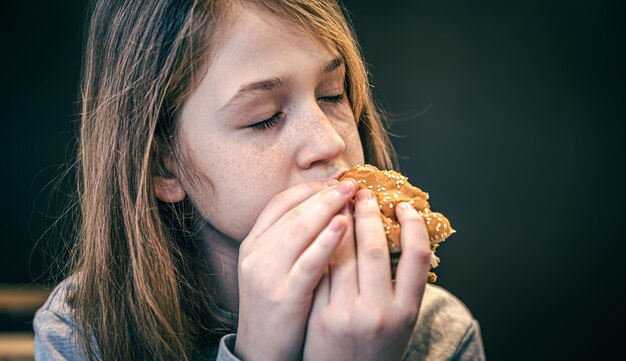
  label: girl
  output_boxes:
[34,0,485,360]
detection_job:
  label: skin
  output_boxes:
[154,5,431,361]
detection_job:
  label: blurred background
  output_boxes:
[1,0,624,360]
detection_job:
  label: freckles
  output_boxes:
[335,111,364,161]
[334,110,359,140]
[228,141,284,181]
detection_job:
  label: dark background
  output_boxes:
[2,0,625,359]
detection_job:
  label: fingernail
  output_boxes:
[398,202,414,212]
[325,179,339,187]
[356,189,374,201]
[338,179,356,195]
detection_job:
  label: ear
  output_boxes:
[152,139,185,203]
[154,175,186,203]
[152,148,186,203]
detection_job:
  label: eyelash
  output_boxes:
[249,112,282,131]
[320,94,344,104]
[249,94,345,131]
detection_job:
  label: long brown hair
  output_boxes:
[70,0,397,360]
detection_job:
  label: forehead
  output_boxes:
[196,6,341,106]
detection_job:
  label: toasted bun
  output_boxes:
[339,164,455,282]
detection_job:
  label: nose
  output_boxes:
[295,102,346,170]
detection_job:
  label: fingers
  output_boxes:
[262,179,357,266]
[288,215,348,297]
[249,180,338,237]
[354,189,393,298]
[245,178,355,253]
[329,204,358,300]
[394,202,431,306]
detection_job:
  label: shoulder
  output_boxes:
[35,277,76,322]
[404,284,485,361]
[33,277,93,360]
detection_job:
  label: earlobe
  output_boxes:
[154,176,186,203]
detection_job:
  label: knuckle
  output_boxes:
[327,311,353,336]
[364,245,388,260]
[405,244,432,263]
[359,308,386,335]
[266,289,285,306]
[239,256,254,276]
[417,243,432,258]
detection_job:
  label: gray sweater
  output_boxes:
[34,279,485,360]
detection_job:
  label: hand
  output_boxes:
[234,179,358,361]
[303,189,432,361]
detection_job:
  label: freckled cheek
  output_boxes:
[205,149,291,236]
[333,109,364,161]
[335,118,356,139]
[194,171,275,240]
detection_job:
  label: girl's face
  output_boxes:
[169,6,364,241]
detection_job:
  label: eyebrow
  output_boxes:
[219,56,345,112]
[323,57,344,73]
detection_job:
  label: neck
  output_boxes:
[198,221,240,314]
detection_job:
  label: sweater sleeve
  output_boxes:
[403,284,486,361]
[452,319,486,361]
[33,280,95,361]
[214,334,242,361]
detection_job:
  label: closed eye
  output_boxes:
[249,112,282,131]
[319,94,344,104]
[248,94,343,132]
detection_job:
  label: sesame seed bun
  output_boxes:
[340,164,456,282]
